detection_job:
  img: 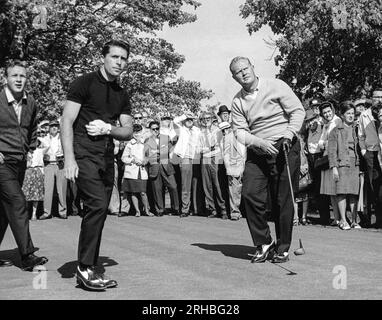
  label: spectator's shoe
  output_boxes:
[118,211,127,217]
[39,213,51,220]
[221,214,229,220]
[21,254,48,271]
[351,222,362,229]
[58,213,67,219]
[230,215,240,221]
[271,252,290,263]
[339,221,351,230]
[76,267,106,291]
[0,259,13,267]
[329,220,339,227]
[135,211,141,217]
[207,212,218,218]
[157,212,163,217]
[145,211,155,217]
[179,213,189,218]
[251,239,275,263]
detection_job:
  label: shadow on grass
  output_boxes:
[191,243,255,261]
[57,256,119,279]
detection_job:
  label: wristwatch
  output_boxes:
[101,124,112,135]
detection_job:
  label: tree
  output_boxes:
[0,0,213,120]
[240,0,382,100]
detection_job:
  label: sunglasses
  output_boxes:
[134,117,142,120]
[151,127,160,131]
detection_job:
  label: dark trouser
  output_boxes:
[180,159,199,214]
[74,136,114,267]
[67,180,82,216]
[307,152,330,224]
[150,166,179,214]
[363,151,382,225]
[201,157,226,215]
[0,160,35,257]
[242,138,300,254]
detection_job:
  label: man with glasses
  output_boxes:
[358,87,382,228]
[199,111,228,219]
[230,56,305,263]
[145,121,179,216]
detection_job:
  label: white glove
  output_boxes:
[85,120,112,136]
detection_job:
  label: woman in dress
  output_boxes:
[328,101,361,230]
[121,124,154,217]
[22,138,47,220]
[318,101,342,227]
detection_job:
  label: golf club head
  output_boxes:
[294,239,305,255]
[293,247,305,256]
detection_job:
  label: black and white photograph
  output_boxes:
[0,0,382,308]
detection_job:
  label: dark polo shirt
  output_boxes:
[67,69,131,158]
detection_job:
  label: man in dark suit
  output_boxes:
[0,60,48,270]
[145,121,179,216]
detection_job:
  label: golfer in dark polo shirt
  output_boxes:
[61,40,133,291]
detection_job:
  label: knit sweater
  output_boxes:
[231,78,305,147]
[0,88,38,161]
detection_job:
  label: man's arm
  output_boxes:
[231,99,278,155]
[61,100,81,182]
[85,114,133,140]
[28,100,39,151]
[276,79,305,140]
[358,115,367,156]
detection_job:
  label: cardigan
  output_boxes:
[0,88,38,162]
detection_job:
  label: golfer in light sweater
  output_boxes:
[230,56,305,263]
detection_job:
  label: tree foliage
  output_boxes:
[0,0,213,120]
[240,0,382,100]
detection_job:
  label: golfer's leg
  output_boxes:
[76,158,109,267]
[242,158,271,246]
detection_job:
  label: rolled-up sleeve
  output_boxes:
[276,79,305,140]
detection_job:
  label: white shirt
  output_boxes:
[5,86,27,124]
[173,115,201,159]
[40,134,62,162]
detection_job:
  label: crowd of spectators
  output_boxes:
[24,89,382,230]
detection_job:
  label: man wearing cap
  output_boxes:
[305,108,330,224]
[199,111,228,219]
[39,119,67,220]
[173,111,202,217]
[218,121,246,220]
[0,59,48,270]
[218,105,231,123]
[230,56,305,263]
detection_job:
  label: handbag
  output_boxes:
[299,172,312,192]
[314,155,329,170]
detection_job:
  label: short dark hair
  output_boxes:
[339,101,355,116]
[149,121,160,128]
[319,101,335,116]
[102,40,130,57]
[4,59,27,76]
[133,124,143,132]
